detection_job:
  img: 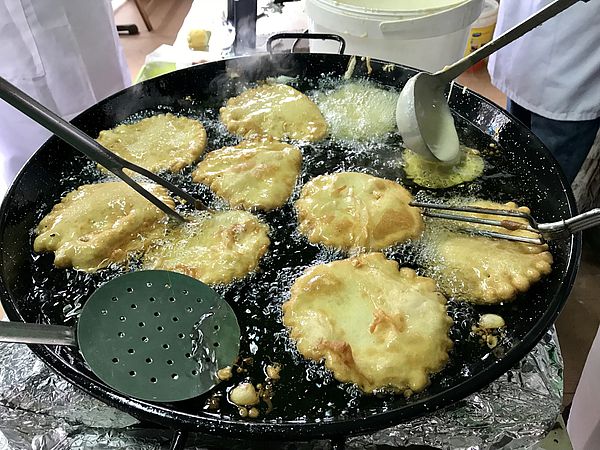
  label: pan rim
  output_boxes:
[0,52,582,441]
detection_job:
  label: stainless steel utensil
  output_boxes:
[396,0,586,163]
[0,76,206,222]
[413,201,600,245]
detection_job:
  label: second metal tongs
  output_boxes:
[0,76,206,222]
[412,201,600,245]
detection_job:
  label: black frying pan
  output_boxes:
[0,52,581,444]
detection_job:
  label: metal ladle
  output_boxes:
[396,0,586,163]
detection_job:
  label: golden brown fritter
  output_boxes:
[96,113,207,173]
[142,210,270,285]
[402,146,485,189]
[283,252,453,394]
[220,84,328,141]
[34,182,174,272]
[295,172,423,251]
[192,139,302,210]
[421,200,553,304]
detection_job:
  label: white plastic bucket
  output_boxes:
[306,0,484,72]
[464,0,498,61]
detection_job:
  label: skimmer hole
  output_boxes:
[157,326,164,332]
[182,290,189,295]
[172,316,179,322]
[130,304,137,309]
[139,322,145,327]
[167,359,174,365]
[118,331,125,338]
[127,287,134,293]
[146,357,153,364]
[186,307,193,313]
[129,371,136,377]
[185,353,191,358]
[149,297,156,303]
[214,325,219,331]
[119,316,126,322]
[141,336,149,343]
[171,373,179,380]
[150,377,157,383]
[196,298,203,303]
[213,342,219,347]
[112,357,119,363]
[191,369,198,376]
[128,348,135,354]
[100,309,107,315]
[111,296,118,302]
[146,282,153,288]
[169,297,176,303]
[178,333,185,339]
[154,312,160,317]
[163,344,169,349]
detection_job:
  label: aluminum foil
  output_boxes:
[0,329,562,449]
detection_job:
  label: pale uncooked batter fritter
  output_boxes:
[313,81,398,141]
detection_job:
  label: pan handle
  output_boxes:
[267,32,346,54]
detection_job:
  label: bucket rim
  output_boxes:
[306,0,477,18]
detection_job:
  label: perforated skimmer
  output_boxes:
[0,270,240,402]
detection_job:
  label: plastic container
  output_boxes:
[305,0,484,72]
[464,0,498,71]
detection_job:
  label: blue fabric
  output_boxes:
[507,99,600,183]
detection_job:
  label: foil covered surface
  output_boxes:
[0,328,562,450]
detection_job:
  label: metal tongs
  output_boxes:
[0,76,205,222]
[411,201,600,245]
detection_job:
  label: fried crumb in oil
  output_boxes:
[205,394,220,411]
[266,363,282,380]
[472,314,506,349]
[217,366,233,381]
[229,382,260,406]
[248,407,260,419]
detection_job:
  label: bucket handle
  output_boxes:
[267,32,346,54]
[379,0,483,39]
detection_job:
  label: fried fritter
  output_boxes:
[402,146,485,189]
[421,200,553,304]
[192,139,302,210]
[220,84,328,141]
[34,182,174,272]
[96,113,207,173]
[295,172,423,251]
[313,81,398,141]
[142,210,270,285]
[283,252,453,394]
